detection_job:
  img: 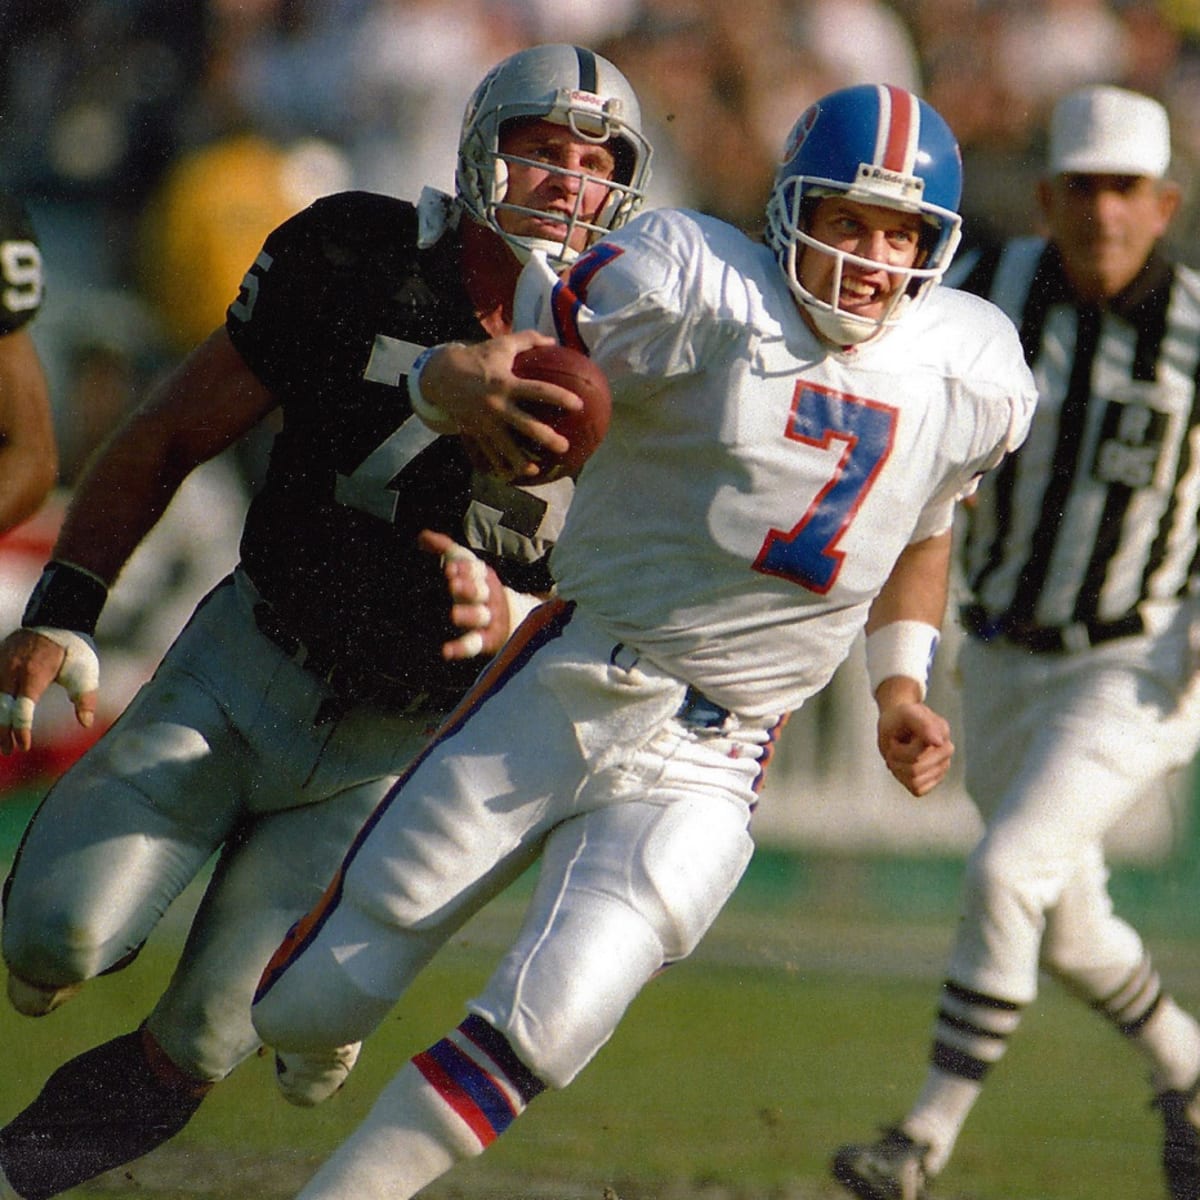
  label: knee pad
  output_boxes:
[962,831,1062,926]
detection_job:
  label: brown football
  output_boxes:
[511,344,612,482]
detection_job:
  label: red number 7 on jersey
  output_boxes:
[753,382,897,594]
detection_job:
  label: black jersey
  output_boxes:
[225,190,567,708]
[0,192,43,335]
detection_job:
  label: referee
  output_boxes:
[834,86,1200,1200]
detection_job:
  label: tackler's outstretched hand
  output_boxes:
[418,530,512,662]
[876,697,954,798]
[0,626,98,753]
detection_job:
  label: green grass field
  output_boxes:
[0,791,1196,1200]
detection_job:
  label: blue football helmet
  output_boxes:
[457,44,652,268]
[765,83,963,345]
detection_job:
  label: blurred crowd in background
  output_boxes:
[3,0,1199,493]
[2,0,1199,459]
[0,0,1198,796]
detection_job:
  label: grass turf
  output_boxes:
[0,861,1183,1200]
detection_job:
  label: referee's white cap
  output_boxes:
[1048,85,1171,179]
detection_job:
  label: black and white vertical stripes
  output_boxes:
[950,239,1200,634]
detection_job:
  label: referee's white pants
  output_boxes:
[252,601,767,1090]
[948,618,1200,1005]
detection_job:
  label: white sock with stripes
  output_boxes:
[1133,996,1200,1094]
[295,1060,478,1199]
[296,1017,545,1200]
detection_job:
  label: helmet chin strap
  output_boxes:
[789,242,910,347]
[806,305,886,347]
[502,231,579,268]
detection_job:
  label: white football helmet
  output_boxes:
[457,43,652,267]
[765,83,964,346]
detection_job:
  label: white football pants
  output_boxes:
[949,608,1200,1005]
[252,600,769,1090]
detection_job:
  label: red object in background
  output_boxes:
[0,496,106,790]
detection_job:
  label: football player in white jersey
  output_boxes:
[248,83,1037,1200]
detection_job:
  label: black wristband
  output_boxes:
[22,561,108,635]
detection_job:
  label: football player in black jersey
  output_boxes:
[0,44,651,1200]
[0,190,55,536]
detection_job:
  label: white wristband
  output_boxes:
[407,344,460,433]
[865,620,939,701]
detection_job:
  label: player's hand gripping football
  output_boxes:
[418,530,513,661]
[416,332,582,480]
[0,627,98,754]
[875,682,955,797]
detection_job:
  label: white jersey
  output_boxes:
[517,208,1037,718]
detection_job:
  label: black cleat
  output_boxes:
[831,1126,932,1200]
[1156,1081,1200,1200]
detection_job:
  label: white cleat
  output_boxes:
[274,1042,362,1107]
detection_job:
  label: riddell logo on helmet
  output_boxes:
[855,163,924,199]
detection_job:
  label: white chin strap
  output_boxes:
[806,304,888,347]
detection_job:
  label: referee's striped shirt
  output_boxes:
[948,237,1200,645]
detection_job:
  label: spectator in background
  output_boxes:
[512,0,640,46]
[995,0,1130,107]
[338,0,521,198]
[0,0,206,289]
[796,0,923,92]
[139,131,350,355]
[602,0,829,231]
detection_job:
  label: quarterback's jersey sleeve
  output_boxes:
[519,208,757,391]
[0,192,43,335]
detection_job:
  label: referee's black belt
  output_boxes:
[252,600,433,714]
[960,603,1145,654]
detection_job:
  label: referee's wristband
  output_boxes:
[22,561,109,636]
[407,344,461,433]
[865,620,940,701]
